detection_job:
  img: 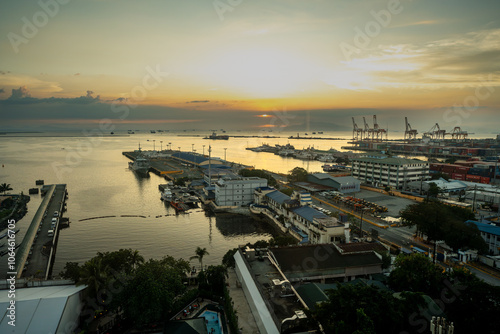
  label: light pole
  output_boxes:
[168,142,171,151]
[224,148,227,161]
[153,140,156,151]
[160,141,163,151]
[203,145,206,156]
[192,144,194,153]
[359,208,364,240]
[178,146,181,152]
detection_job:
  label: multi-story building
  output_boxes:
[466,220,500,255]
[215,176,268,206]
[253,188,349,244]
[350,155,429,189]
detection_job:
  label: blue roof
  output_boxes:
[466,220,500,236]
[292,206,327,222]
[172,152,208,165]
[265,190,291,204]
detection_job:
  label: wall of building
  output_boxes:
[351,160,428,189]
[216,178,267,206]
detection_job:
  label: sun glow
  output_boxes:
[201,48,319,98]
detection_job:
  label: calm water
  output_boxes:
[1,130,496,274]
[0,130,353,275]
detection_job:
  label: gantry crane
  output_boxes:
[404,117,418,142]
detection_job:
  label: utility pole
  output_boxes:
[208,145,212,186]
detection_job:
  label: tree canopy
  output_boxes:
[400,200,485,253]
[238,168,277,187]
[287,167,308,182]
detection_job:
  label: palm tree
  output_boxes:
[129,249,144,271]
[190,247,209,271]
[78,257,108,301]
[0,183,13,195]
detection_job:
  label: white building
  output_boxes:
[215,176,268,206]
[467,220,500,256]
[254,189,348,244]
[351,155,429,189]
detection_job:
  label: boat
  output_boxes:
[150,130,156,133]
[161,188,173,201]
[204,132,229,140]
[129,157,150,177]
[322,164,350,172]
[170,198,189,212]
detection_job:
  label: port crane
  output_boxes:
[352,117,363,141]
[372,115,387,141]
[404,117,418,142]
[450,127,472,140]
[363,116,373,140]
[424,123,447,140]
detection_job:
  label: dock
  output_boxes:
[15,184,68,279]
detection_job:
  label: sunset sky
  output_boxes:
[1,0,499,133]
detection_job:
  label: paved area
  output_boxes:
[227,268,260,334]
[353,189,417,217]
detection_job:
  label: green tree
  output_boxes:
[239,169,277,187]
[0,183,13,194]
[199,265,228,296]
[222,248,238,268]
[280,187,294,196]
[388,253,444,298]
[431,172,449,181]
[190,246,210,271]
[78,257,109,301]
[313,283,425,334]
[119,258,187,326]
[60,262,81,282]
[287,167,308,182]
[427,182,441,198]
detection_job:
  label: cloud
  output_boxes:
[186,100,210,103]
[1,86,101,105]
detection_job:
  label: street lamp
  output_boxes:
[178,146,181,152]
[168,142,172,150]
[224,148,227,161]
[160,141,163,151]
[153,140,156,151]
[192,143,194,152]
[202,145,205,156]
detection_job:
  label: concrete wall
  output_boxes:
[234,251,279,334]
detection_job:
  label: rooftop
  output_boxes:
[265,190,291,205]
[336,242,388,254]
[352,156,428,166]
[291,206,328,223]
[270,244,382,281]
[466,220,500,236]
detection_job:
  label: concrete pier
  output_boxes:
[15,184,67,279]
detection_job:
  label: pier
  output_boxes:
[15,184,68,279]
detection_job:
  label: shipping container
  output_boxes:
[480,177,490,184]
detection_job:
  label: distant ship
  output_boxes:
[129,157,150,177]
[204,132,229,140]
[150,130,156,133]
